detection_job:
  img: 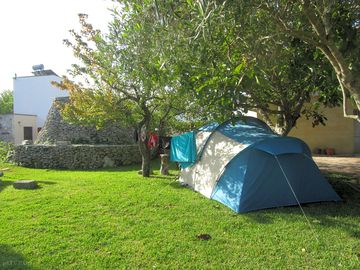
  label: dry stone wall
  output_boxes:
[13,144,141,169]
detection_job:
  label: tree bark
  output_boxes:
[138,112,152,177]
[139,138,151,177]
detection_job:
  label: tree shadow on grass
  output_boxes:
[36,180,56,186]
[0,244,30,270]
[153,180,192,192]
[148,172,179,179]
[0,180,13,194]
[29,180,57,190]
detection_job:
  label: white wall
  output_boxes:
[13,74,68,127]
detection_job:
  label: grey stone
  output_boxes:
[103,156,115,168]
[13,180,38,190]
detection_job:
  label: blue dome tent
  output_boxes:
[170,117,341,213]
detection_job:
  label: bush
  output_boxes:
[0,141,14,162]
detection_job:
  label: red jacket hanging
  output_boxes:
[148,132,158,149]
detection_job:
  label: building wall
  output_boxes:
[13,75,68,127]
[355,121,360,153]
[289,105,356,155]
[0,114,15,142]
[13,114,38,145]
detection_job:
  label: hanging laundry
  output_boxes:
[148,132,159,149]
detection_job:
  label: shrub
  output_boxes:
[0,141,14,162]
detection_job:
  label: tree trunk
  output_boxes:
[318,47,360,122]
[338,75,360,122]
[139,139,151,177]
[259,106,301,136]
[138,114,151,177]
[274,115,291,136]
[279,116,297,136]
[258,109,278,133]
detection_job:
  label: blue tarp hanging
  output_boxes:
[170,131,197,168]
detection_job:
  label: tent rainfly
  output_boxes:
[170,117,341,213]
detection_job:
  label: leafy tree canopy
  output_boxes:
[192,0,360,122]
[0,90,13,114]
[141,0,341,134]
[56,6,192,176]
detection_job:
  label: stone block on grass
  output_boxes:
[13,180,38,190]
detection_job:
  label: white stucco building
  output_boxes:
[0,66,68,145]
[0,114,38,145]
[13,67,68,128]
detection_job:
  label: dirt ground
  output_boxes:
[313,156,360,180]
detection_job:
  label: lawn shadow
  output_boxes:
[36,180,56,186]
[155,179,190,190]
[93,164,141,173]
[31,180,57,190]
[148,172,179,179]
[0,244,31,270]
[0,180,13,193]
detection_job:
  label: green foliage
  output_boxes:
[57,6,193,176]
[59,0,359,139]
[255,0,360,120]
[146,0,341,134]
[0,162,359,268]
[0,90,13,114]
[0,141,14,162]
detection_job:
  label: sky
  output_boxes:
[0,0,114,92]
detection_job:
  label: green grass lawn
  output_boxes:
[0,161,359,269]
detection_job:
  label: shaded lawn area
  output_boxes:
[0,161,359,269]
